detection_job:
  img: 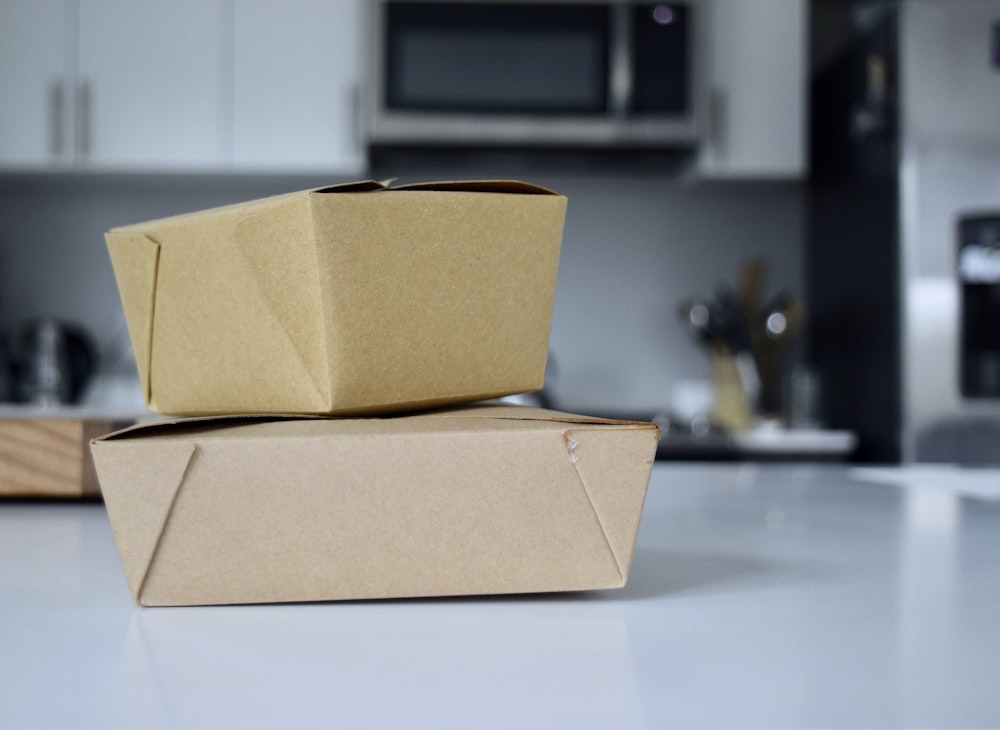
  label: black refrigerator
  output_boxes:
[807,0,902,463]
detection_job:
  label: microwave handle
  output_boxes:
[609,5,633,117]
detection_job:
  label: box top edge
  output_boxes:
[92,405,656,443]
[105,179,561,233]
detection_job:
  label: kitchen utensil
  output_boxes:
[678,298,724,353]
[710,285,761,403]
[737,257,767,313]
[760,290,803,343]
[711,353,753,432]
[755,291,804,417]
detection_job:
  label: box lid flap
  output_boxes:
[105,232,160,404]
[390,180,559,195]
[105,180,557,236]
[312,180,389,194]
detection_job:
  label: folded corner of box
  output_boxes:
[105,231,161,405]
[563,423,659,580]
[91,438,196,604]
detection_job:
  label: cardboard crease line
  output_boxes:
[306,194,335,406]
[135,443,198,605]
[241,238,328,408]
[562,430,625,582]
[144,235,162,407]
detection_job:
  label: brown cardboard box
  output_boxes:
[105,180,566,417]
[1,418,117,498]
[90,405,659,606]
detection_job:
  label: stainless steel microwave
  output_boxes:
[365,0,702,148]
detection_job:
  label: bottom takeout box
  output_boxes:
[90,404,659,606]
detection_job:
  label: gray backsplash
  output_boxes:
[0,169,804,414]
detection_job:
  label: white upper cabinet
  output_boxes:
[0,0,364,174]
[76,0,228,170]
[0,0,76,168]
[233,0,363,173]
[698,0,808,178]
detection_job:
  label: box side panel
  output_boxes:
[137,427,622,605]
[139,195,328,415]
[311,191,567,412]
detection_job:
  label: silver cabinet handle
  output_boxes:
[49,80,65,158]
[76,79,91,160]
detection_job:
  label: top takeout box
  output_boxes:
[105,180,567,416]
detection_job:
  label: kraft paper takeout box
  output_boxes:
[90,405,659,606]
[105,180,566,417]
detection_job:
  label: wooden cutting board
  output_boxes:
[0,419,120,498]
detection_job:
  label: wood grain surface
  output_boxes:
[0,420,117,498]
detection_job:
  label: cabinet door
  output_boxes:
[232,0,363,174]
[699,0,806,178]
[0,0,75,168]
[76,0,227,170]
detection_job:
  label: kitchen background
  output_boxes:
[0,0,998,463]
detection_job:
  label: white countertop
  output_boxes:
[2,463,999,729]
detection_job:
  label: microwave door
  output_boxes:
[371,2,622,146]
[629,2,699,144]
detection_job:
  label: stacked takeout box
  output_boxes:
[91,180,659,606]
